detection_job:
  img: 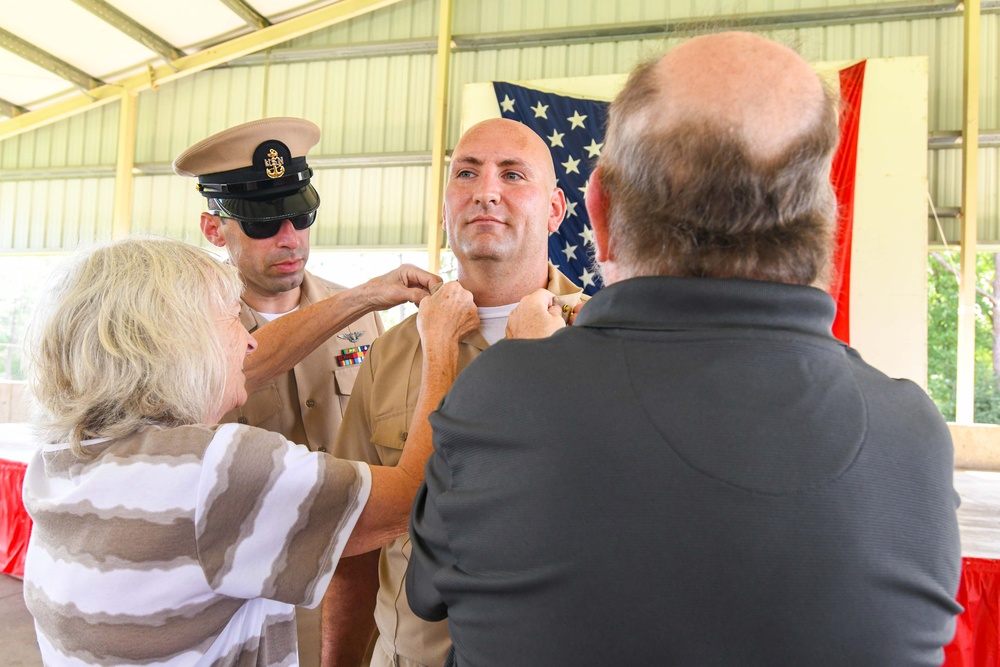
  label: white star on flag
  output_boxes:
[584,139,603,158]
[565,201,578,218]
[500,95,515,113]
[562,242,578,261]
[531,101,549,119]
[567,110,588,129]
[547,129,565,148]
[579,267,596,288]
[578,181,589,198]
[561,155,581,175]
[579,225,595,246]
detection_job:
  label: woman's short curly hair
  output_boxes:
[599,57,841,286]
[26,238,243,455]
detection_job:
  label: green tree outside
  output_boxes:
[927,251,1000,424]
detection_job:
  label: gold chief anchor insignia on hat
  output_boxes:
[264,148,285,179]
[172,117,321,223]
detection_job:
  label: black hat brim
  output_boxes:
[214,184,320,223]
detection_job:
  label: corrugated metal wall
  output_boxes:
[0,102,119,250]
[0,0,997,251]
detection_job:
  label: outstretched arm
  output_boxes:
[244,265,441,391]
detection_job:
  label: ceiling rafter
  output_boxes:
[0,0,405,142]
[218,0,272,29]
[0,27,105,93]
[69,0,185,63]
[0,96,28,118]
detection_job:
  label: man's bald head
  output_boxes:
[595,32,840,286]
[651,32,828,161]
[454,118,558,189]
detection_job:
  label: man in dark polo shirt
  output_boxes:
[407,32,962,667]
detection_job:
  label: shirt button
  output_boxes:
[237,417,248,424]
[401,431,408,442]
[306,399,316,408]
[318,446,328,453]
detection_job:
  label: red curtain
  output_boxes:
[828,61,866,344]
[0,458,29,578]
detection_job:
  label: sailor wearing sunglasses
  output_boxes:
[174,118,440,664]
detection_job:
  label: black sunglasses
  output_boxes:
[211,210,317,240]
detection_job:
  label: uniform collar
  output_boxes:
[545,263,586,301]
[297,270,323,307]
[458,266,587,350]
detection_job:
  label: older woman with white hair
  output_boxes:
[21,238,477,667]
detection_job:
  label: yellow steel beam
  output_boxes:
[218,0,272,29]
[0,0,404,142]
[0,96,26,118]
[955,0,981,423]
[0,27,105,92]
[112,91,138,239]
[425,0,453,275]
[70,0,185,62]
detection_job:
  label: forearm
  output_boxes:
[396,344,459,481]
[320,550,380,667]
[343,343,462,556]
[244,287,375,391]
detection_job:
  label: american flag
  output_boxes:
[493,82,610,296]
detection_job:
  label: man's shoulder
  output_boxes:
[846,355,951,441]
[374,313,420,347]
[366,313,420,368]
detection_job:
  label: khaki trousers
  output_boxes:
[370,640,433,667]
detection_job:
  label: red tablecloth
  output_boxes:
[945,558,1000,666]
[948,471,1000,665]
[0,457,29,578]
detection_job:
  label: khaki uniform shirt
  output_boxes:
[333,266,586,666]
[221,270,385,453]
